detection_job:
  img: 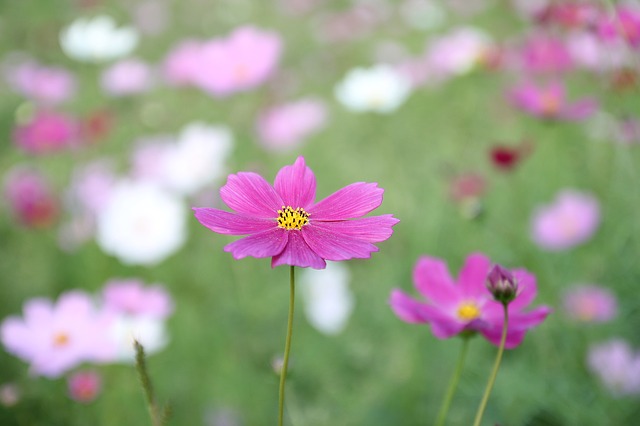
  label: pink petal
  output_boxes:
[302,223,379,261]
[193,207,274,235]
[311,214,399,242]
[274,156,316,209]
[509,269,537,310]
[220,172,283,218]
[560,98,598,121]
[389,290,461,337]
[458,253,491,298]
[224,228,288,259]
[271,230,326,269]
[309,182,384,220]
[509,306,552,330]
[430,319,466,339]
[413,257,460,307]
[481,328,527,349]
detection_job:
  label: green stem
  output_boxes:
[278,266,296,426]
[472,304,509,426]
[435,337,471,426]
[134,340,166,426]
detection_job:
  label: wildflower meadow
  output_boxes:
[1,0,639,425]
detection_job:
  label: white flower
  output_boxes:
[334,65,411,113]
[300,262,354,335]
[95,180,186,265]
[427,27,492,77]
[106,315,169,363]
[59,15,139,62]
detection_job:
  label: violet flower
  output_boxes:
[508,80,598,121]
[389,253,551,348]
[193,156,399,269]
[588,339,640,397]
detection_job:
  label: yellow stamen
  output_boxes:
[277,206,310,230]
[540,91,560,116]
[457,302,481,321]
[53,332,70,347]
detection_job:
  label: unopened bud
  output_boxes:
[486,264,518,305]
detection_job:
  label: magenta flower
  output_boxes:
[562,285,617,323]
[598,6,640,48]
[588,339,640,397]
[193,156,398,269]
[508,80,598,121]
[389,253,551,349]
[257,98,327,151]
[531,189,600,251]
[4,166,59,228]
[519,34,573,74]
[13,110,79,155]
[101,279,173,318]
[67,370,102,403]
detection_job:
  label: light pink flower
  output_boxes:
[389,253,552,349]
[4,60,76,104]
[4,166,59,228]
[531,189,600,251]
[588,339,640,396]
[13,110,80,155]
[508,80,598,121]
[162,39,203,86]
[257,98,327,151]
[193,26,282,97]
[519,34,573,74]
[0,291,113,378]
[101,279,173,319]
[68,370,101,403]
[563,285,617,323]
[66,160,117,216]
[193,156,399,269]
[100,58,154,96]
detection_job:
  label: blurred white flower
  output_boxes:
[334,65,411,113]
[96,180,186,265]
[106,315,169,362]
[427,27,492,77]
[59,15,139,62]
[300,262,354,335]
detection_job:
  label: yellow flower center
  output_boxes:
[53,332,70,347]
[457,302,481,321]
[277,206,310,230]
[540,91,560,116]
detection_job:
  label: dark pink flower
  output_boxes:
[194,156,399,269]
[508,80,598,121]
[13,110,80,155]
[4,166,59,228]
[519,34,573,74]
[598,6,640,48]
[68,370,101,403]
[389,253,551,349]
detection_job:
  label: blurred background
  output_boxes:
[0,0,639,424]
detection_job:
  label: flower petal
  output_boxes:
[220,172,283,218]
[413,256,460,307]
[560,98,598,121]
[458,253,491,298]
[310,214,399,242]
[509,306,553,330]
[389,290,461,336]
[302,223,379,261]
[223,228,288,259]
[309,182,384,220]
[193,207,274,235]
[480,328,527,349]
[271,230,326,269]
[510,268,537,310]
[274,156,316,209]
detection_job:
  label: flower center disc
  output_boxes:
[457,302,481,321]
[277,206,309,230]
[53,332,70,347]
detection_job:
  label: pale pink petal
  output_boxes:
[458,253,491,298]
[271,231,326,269]
[560,98,598,121]
[302,223,379,261]
[309,182,384,220]
[274,156,316,208]
[193,207,274,235]
[311,214,399,242]
[224,228,288,259]
[413,256,460,307]
[220,172,283,218]
[389,290,458,330]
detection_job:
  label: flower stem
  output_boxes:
[278,266,296,426]
[435,337,471,426]
[472,304,509,426]
[134,340,169,426]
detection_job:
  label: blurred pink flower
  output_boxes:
[588,339,640,397]
[102,279,173,318]
[519,34,573,74]
[535,2,601,29]
[67,160,117,215]
[427,27,493,78]
[4,60,76,104]
[0,291,113,378]
[68,370,101,403]
[162,40,203,86]
[508,80,598,121]
[389,253,552,349]
[598,6,640,48]
[448,172,486,202]
[13,110,80,154]
[0,383,20,407]
[194,26,282,97]
[194,156,399,269]
[257,98,327,151]
[531,189,600,251]
[563,285,617,323]
[100,58,154,96]
[4,166,59,228]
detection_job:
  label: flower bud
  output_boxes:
[486,264,518,305]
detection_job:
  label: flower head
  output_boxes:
[563,285,617,323]
[4,166,59,228]
[389,253,551,348]
[194,156,398,269]
[486,264,518,304]
[334,65,411,114]
[13,110,79,155]
[588,339,640,397]
[59,15,139,62]
[257,98,327,151]
[68,370,102,403]
[508,80,598,121]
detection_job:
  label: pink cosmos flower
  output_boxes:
[68,370,102,403]
[598,6,640,48]
[193,156,399,269]
[531,189,600,251]
[162,39,203,86]
[519,34,573,74]
[4,166,59,228]
[13,110,80,155]
[588,339,640,397]
[508,80,598,121]
[389,253,552,349]
[257,98,327,151]
[0,291,113,378]
[193,26,282,97]
[4,60,76,104]
[563,285,617,323]
[100,58,154,96]
[101,279,173,319]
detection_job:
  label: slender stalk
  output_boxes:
[435,337,471,426]
[472,304,509,426]
[134,340,166,426]
[278,266,296,426]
